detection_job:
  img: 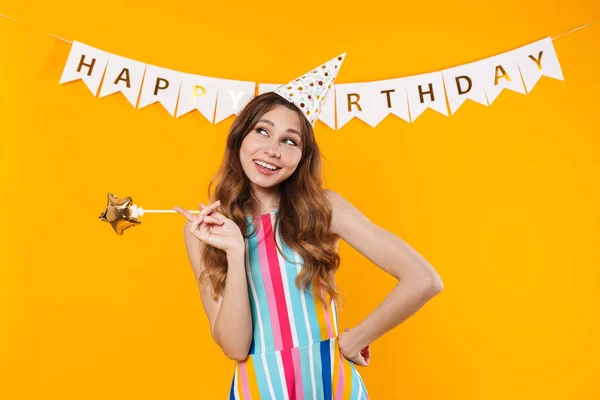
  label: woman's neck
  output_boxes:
[251,187,280,215]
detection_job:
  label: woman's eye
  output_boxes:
[255,128,297,146]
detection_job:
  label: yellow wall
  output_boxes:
[1,1,599,398]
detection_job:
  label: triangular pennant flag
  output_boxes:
[442,59,489,115]
[138,65,183,117]
[214,79,256,124]
[258,83,283,95]
[59,41,109,96]
[98,54,146,107]
[405,71,448,122]
[515,37,564,93]
[482,51,526,104]
[176,73,219,122]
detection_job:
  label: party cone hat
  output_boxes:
[274,52,346,127]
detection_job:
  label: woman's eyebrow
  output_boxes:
[258,119,301,138]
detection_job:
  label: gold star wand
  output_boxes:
[99,193,200,235]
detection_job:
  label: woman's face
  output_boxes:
[240,105,304,190]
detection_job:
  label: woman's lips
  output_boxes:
[254,161,280,175]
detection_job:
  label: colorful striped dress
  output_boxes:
[229,209,369,400]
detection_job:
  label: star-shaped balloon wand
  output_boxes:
[99,193,200,235]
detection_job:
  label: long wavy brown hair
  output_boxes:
[199,91,343,309]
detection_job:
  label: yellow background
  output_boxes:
[1,1,599,398]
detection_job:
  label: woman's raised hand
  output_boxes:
[174,200,245,255]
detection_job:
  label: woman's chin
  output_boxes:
[250,179,280,189]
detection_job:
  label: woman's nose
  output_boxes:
[266,148,280,157]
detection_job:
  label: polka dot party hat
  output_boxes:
[274,52,346,127]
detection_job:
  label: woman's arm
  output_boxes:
[183,221,253,361]
[325,190,444,356]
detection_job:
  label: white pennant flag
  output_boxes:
[335,78,409,129]
[258,83,282,95]
[319,85,336,130]
[59,41,109,96]
[258,83,336,129]
[405,72,448,122]
[214,79,256,124]
[442,59,489,115]
[176,74,219,122]
[514,37,564,93]
[98,54,146,107]
[482,50,526,104]
[138,65,183,117]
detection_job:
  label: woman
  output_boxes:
[175,55,443,399]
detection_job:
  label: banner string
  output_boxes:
[0,12,597,48]
[0,13,72,43]
[551,19,598,40]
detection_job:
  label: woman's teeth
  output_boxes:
[254,160,279,170]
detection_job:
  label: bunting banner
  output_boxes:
[58,37,564,130]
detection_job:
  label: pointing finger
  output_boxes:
[174,206,195,221]
[198,200,221,217]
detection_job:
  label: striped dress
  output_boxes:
[229,209,369,400]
